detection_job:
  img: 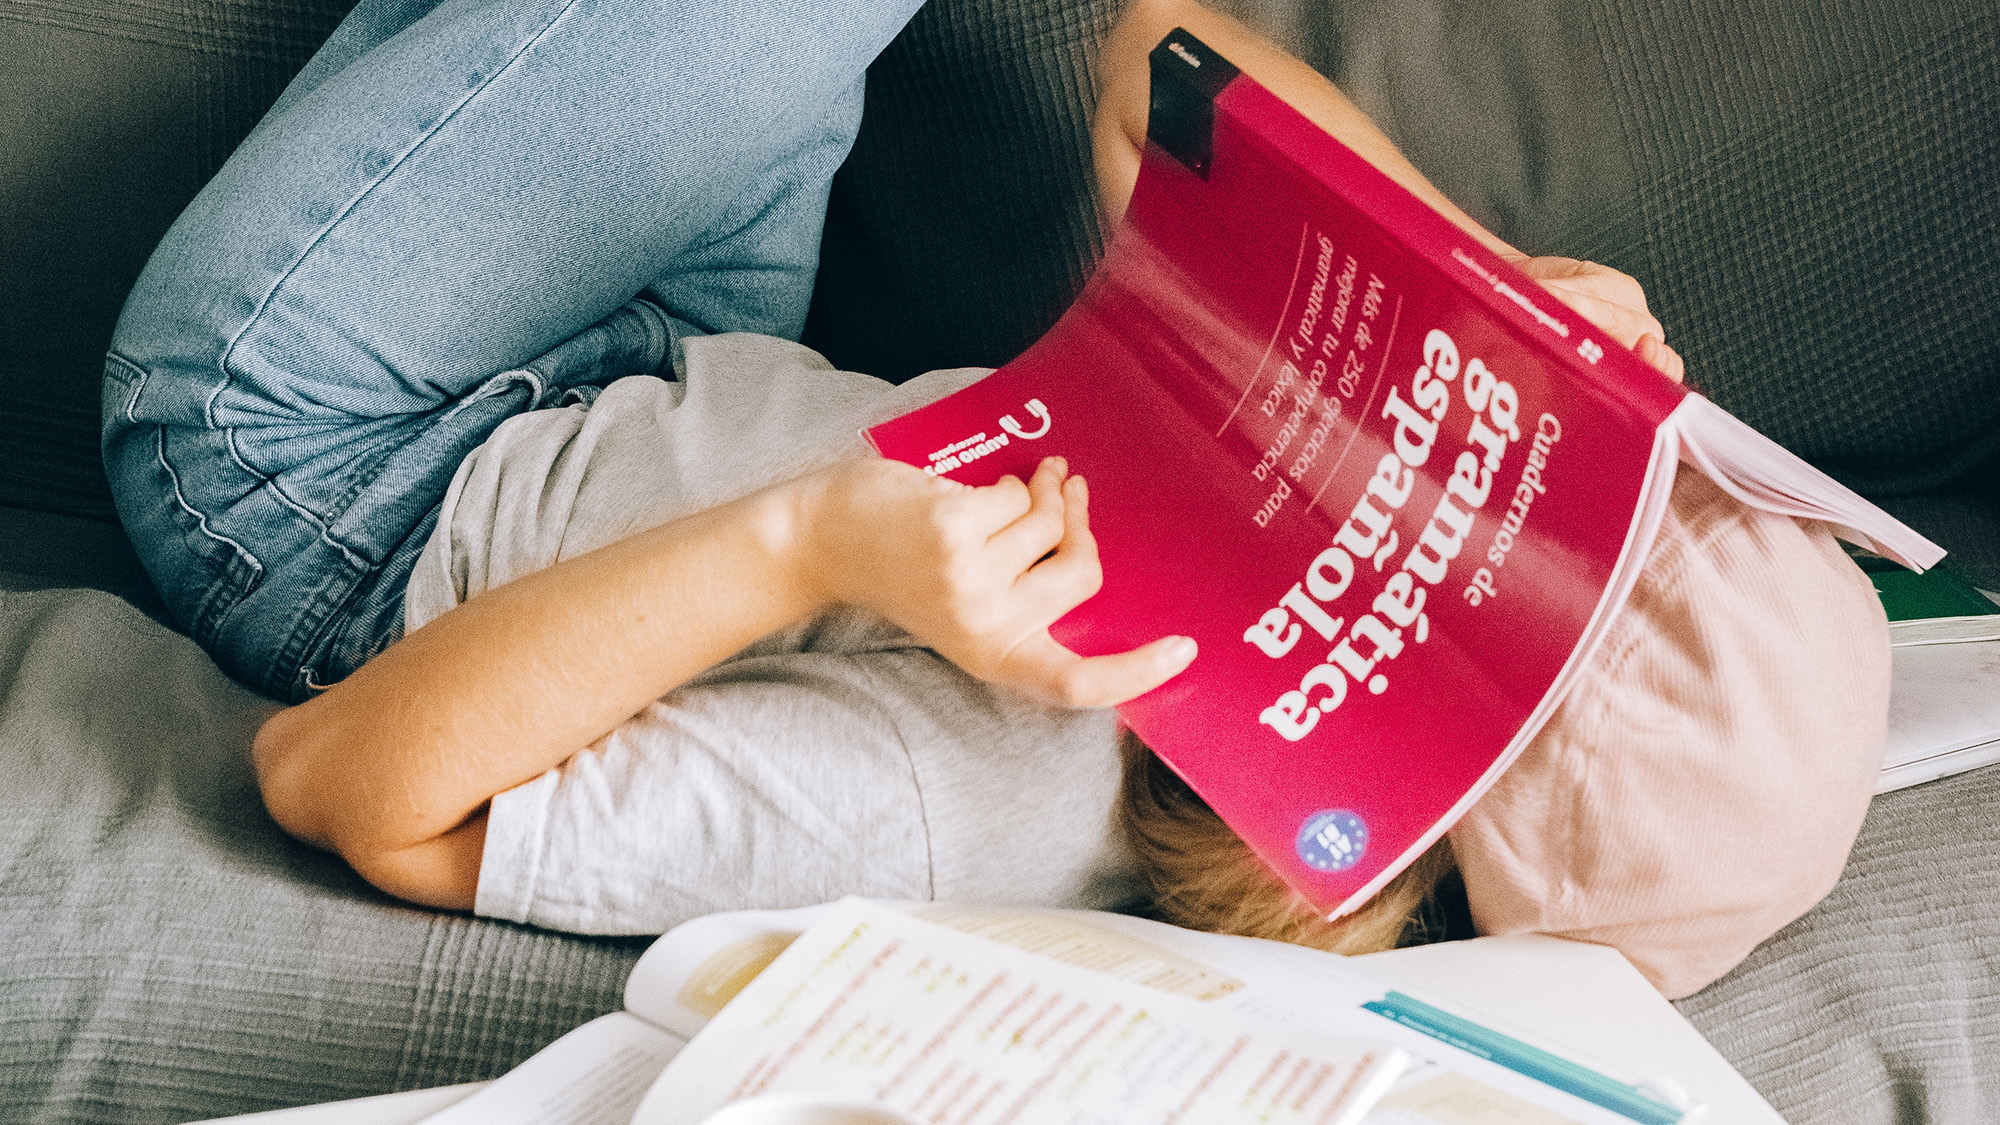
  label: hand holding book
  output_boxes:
[1507,257,1685,384]
[791,455,1197,708]
[1096,0,1686,385]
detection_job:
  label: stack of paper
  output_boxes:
[1870,567,2000,793]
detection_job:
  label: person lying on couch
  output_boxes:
[102,0,1887,999]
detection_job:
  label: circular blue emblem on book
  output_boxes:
[1297,810,1368,872]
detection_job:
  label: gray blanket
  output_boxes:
[5,580,2000,1123]
[0,580,644,1122]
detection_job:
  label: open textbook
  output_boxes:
[414,899,1754,1125]
[863,30,1944,917]
[1864,561,2000,793]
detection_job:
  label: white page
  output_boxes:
[628,899,1406,1125]
[1359,936,1785,1124]
[412,902,1751,1125]
[1878,638,2000,791]
[1889,614,2000,647]
[623,904,850,1039]
[1055,913,1645,1124]
[417,1012,685,1125]
[622,902,1719,1124]
[1667,394,1943,571]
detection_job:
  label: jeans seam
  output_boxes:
[154,427,264,582]
[153,427,267,649]
[285,573,364,697]
[105,351,149,422]
[209,0,586,430]
[221,426,371,571]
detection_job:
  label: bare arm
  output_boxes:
[253,457,1195,910]
[1093,0,1683,382]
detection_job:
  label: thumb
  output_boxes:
[999,632,1198,709]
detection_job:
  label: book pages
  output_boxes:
[416,1012,685,1125]
[629,899,1406,1125]
[1878,639,2000,792]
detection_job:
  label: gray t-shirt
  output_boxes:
[405,334,1137,934]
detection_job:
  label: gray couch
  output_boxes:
[2,0,1996,1121]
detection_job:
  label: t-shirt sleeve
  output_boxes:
[475,650,935,934]
[475,644,1135,935]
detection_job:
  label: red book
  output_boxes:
[865,31,1942,917]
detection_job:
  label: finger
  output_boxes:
[1013,474,1103,613]
[948,471,1035,539]
[1635,334,1690,384]
[1540,283,1664,350]
[1659,339,1687,385]
[1001,631,1199,709]
[1522,257,1653,315]
[987,457,1070,568]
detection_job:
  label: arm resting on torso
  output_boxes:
[252,458,1193,910]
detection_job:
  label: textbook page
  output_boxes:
[415,1013,683,1125]
[1358,936,1785,1124]
[1057,913,1687,1125]
[419,899,1738,1125]
[906,905,1661,1122]
[641,902,1699,1124]
[628,899,1407,1125]
[412,907,847,1125]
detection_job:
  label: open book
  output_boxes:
[416,899,1749,1125]
[863,30,1944,917]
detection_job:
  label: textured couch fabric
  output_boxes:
[0,580,646,1123]
[3,0,1999,1120]
[0,0,356,525]
[1679,765,2000,1124]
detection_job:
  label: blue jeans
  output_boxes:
[103,0,923,701]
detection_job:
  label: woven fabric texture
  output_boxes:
[1677,765,2000,1124]
[0,580,644,1124]
[1574,0,2000,493]
[803,0,1121,382]
[0,0,356,522]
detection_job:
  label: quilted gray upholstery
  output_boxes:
[2,0,1997,1120]
[0,579,646,1123]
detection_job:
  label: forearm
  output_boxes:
[1094,0,1519,259]
[253,483,819,903]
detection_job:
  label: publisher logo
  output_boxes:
[1296,810,1367,872]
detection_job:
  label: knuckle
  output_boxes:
[1077,567,1104,601]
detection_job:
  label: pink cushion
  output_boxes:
[1448,471,1891,998]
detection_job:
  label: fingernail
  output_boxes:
[1045,456,1067,475]
[1165,636,1197,664]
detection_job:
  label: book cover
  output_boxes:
[863,31,1917,916]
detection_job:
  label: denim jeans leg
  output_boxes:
[103,0,924,701]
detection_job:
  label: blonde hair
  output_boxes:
[1118,731,1456,955]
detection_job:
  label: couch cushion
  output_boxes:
[0,580,644,1124]
[1677,764,2000,1124]
[0,0,356,524]
[809,0,2000,499]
